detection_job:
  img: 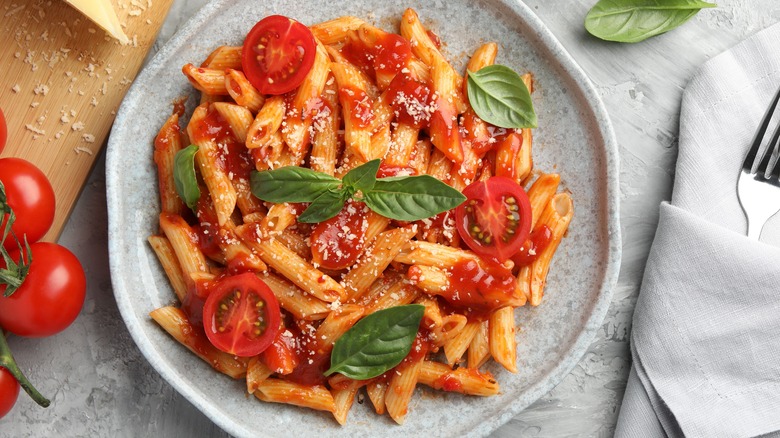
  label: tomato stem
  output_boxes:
[0,181,32,297]
[0,331,49,408]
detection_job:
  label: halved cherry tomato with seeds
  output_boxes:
[242,15,316,95]
[454,176,532,263]
[202,273,281,357]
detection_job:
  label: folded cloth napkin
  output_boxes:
[615,23,780,438]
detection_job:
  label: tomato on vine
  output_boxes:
[0,366,19,418]
[0,243,86,337]
[0,158,55,249]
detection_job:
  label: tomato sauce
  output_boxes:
[279,322,330,386]
[310,200,369,270]
[495,130,524,180]
[182,276,213,327]
[512,225,553,267]
[429,97,464,164]
[191,106,254,184]
[192,194,223,260]
[340,32,412,80]
[339,87,374,128]
[385,72,434,128]
[433,373,463,392]
[435,259,518,313]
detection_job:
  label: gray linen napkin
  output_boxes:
[615,23,780,438]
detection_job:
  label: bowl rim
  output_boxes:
[106,1,622,436]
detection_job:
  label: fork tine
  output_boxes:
[745,86,780,171]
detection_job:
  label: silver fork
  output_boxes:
[737,86,780,239]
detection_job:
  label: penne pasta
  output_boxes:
[153,112,185,215]
[150,306,247,379]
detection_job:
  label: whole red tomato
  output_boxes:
[0,367,19,418]
[0,158,55,249]
[0,109,7,154]
[0,243,86,337]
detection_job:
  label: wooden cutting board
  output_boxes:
[0,0,173,241]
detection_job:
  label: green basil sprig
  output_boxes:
[325,304,424,380]
[173,145,201,209]
[250,159,465,223]
[467,65,537,129]
[585,0,716,43]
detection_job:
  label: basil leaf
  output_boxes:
[585,0,716,43]
[173,145,201,209]
[297,189,348,223]
[467,65,537,129]
[325,304,424,380]
[342,159,380,194]
[251,166,341,203]
[362,175,466,221]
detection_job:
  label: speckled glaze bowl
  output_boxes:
[106,0,621,436]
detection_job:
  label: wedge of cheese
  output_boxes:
[63,0,129,44]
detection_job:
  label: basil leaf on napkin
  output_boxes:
[173,145,201,209]
[325,304,424,380]
[250,166,341,203]
[363,175,466,221]
[585,0,717,43]
[467,65,537,129]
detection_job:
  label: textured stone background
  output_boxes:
[2,1,779,437]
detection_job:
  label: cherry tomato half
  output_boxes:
[0,109,7,154]
[0,158,55,249]
[310,200,368,270]
[242,15,316,95]
[202,273,281,357]
[0,367,19,419]
[0,243,86,337]
[454,176,532,263]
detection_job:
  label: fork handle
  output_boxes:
[747,217,768,240]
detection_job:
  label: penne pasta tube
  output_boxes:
[254,379,335,413]
[343,227,416,301]
[260,272,330,320]
[489,306,517,373]
[153,112,185,215]
[246,356,274,394]
[311,16,366,45]
[418,361,499,396]
[187,104,237,226]
[147,236,188,302]
[529,192,573,306]
[282,43,331,155]
[331,379,362,425]
[182,64,229,95]
[150,306,247,379]
[225,69,265,113]
[158,213,208,281]
[212,101,253,144]
[201,45,242,70]
[310,74,341,175]
[236,223,346,302]
[246,96,286,149]
[527,173,561,229]
[468,320,490,369]
[385,354,424,424]
[366,378,388,415]
[443,320,479,365]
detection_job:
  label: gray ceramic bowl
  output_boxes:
[107,1,621,436]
